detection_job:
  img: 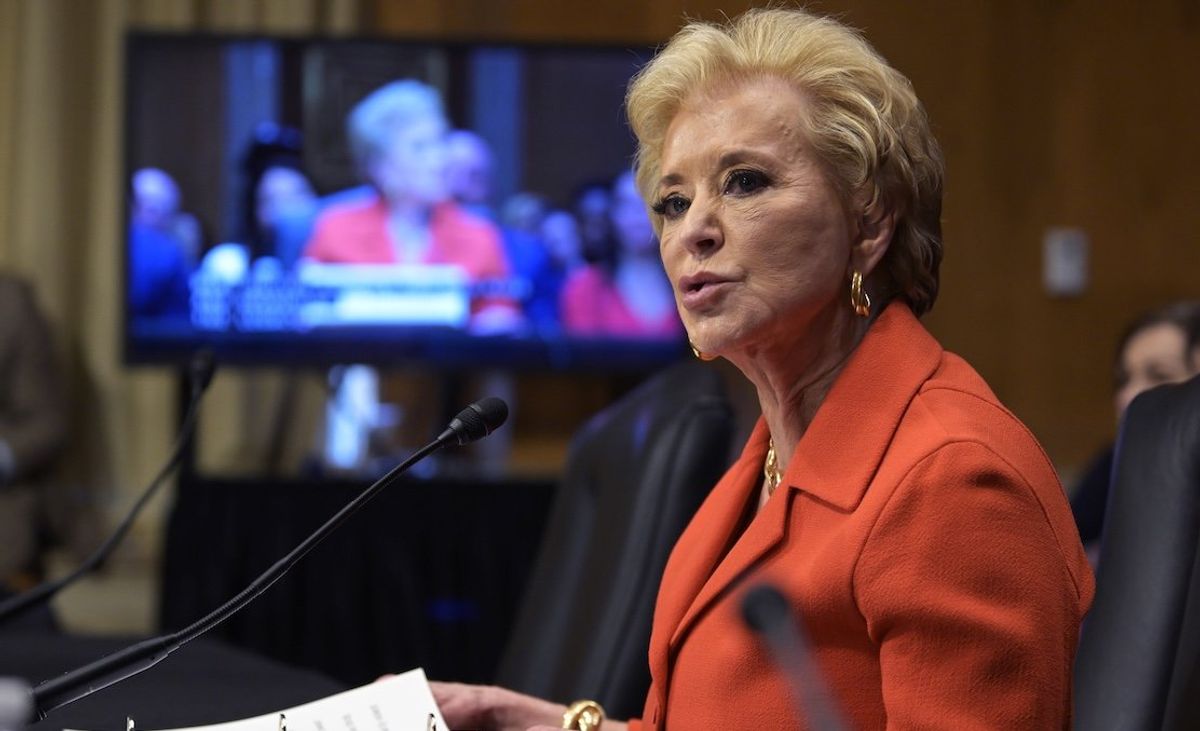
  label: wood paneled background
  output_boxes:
[358,0,1200,476]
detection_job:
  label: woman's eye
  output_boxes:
[725,169,769,195]
[651,195,690,220]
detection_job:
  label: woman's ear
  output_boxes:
[851,200,896,278]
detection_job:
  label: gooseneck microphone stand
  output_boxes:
[741,583,848,731]
[0,352,217,627]
[25,397,508,723]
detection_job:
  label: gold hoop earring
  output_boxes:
[690,343,717,361]
[850,271,871,317]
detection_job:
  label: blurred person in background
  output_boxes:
[540,211,585,272]
[496,191,553,324]
[559,171,682,338]
[0,271,68,630]
[500,191,547,234]
[445,129,496,223]
[302,80,518,330]
[129,167,203,267]
[255,164,319,270]
[447,132,564,325]
[240,122,320,269]
[1189,312,1200,372]
[1070,300,1200,553]
[128,167,194,319]
[571,180,613,268]
[526,209,585,332]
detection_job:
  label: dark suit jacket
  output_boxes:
[0,273,68,580]
[633,302,1094,730]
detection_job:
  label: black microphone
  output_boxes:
[188,349,217,395]
[25,397,509,722]
[437,396,507,446]
[741,583,848,731]
[0,350,218,626]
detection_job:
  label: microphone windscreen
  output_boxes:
[741,583,790,636]
[189,349,217,393]
[444,397,509,445]
[473,396,509,431]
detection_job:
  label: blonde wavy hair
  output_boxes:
[347,79,445,177]
[626,7,944,315]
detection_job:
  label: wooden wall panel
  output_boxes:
[369,0,1200,474]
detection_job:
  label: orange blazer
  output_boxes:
[632,302,1094,730]
[301,197,515,316]
[302,197,509,278]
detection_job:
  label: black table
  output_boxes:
[1,634,344,731]
[159,475,554,687]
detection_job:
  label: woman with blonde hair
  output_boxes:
[303,80,518,329]
[429,8,1092,729]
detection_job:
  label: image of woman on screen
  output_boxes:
[301,80,520,331]
[559,171,683,338]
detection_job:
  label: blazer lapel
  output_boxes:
[788,302,943,511]
[647,427,768,695]
[661,301,942,657]
[667,457,793,652]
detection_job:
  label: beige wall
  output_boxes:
[0,0,364,568]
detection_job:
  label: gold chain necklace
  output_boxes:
[764,438,782,495]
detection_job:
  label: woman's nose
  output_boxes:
[678,200,723,257]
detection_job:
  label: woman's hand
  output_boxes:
[428,681,563,731]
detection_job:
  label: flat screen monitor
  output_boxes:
[123,33,686,370]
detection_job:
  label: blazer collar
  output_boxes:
[658,301,942,658]
[652,437,771,683]
[781,300,943,511]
